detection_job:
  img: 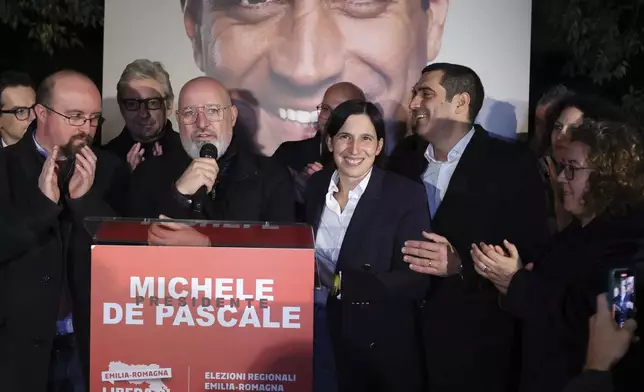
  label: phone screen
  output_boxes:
[609,268,637,327]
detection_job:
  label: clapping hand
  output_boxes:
[38,145,61,203]
[68,145,98,199]
[471,240,525,294]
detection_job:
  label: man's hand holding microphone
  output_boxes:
[175,143,219,212]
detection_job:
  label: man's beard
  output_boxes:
[60,134,93,159]
[181,130,230,160]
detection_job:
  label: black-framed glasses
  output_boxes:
[317,104,331,118]
[0,105,35,120]
[120,97,166,112]
[43,105,105,127]
[177,105,231,125]
[561,163,593,181]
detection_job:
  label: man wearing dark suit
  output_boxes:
[103,59,183,172]
[272,82,366,221]
[0,70,128,392]
[389,63,550,392]
[128,76,296,223]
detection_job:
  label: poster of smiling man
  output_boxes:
[102,0,532,156]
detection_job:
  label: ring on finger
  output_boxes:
[427,260,433,268]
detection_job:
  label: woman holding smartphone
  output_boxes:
[472,119,644,392]
[305,100,430,392]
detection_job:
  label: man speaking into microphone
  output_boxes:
[127,76,296,222]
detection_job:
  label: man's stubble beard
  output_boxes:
[60,133,93,159]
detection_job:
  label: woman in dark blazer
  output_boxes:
[305,100,431,392]
[472,119,644,392]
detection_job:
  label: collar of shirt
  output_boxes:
[1,138,7,148]
[327,168,372,201]
[424,127,476,164]
[31,131,49,158]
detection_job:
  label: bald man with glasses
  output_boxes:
[127,76,296,224]
[0,70,129,392]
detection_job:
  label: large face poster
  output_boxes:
[102,0,532,156]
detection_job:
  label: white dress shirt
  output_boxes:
[422,128,475,217]
[314,169,372,304]
[1,138,7,148]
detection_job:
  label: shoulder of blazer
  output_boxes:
[253,153,293,183]
[470,125,536,167]
[308,167,335,194]
[381,169,427,206]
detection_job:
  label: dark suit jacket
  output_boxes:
[388,125,550,392]
[273,132,332,221]
[0,129,128,392]
[127,136,296,222]
[563,371,614,392]
[273,132,331,172]
[102,120,182,166]
[305,167,431,392]
[504,211,644,392]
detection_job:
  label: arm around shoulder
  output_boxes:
[342,177,432,302]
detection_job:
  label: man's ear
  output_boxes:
[230,104,239,127]
[166,99,175,116]
[34,104,48,123]
[454,93,471,117]
[426,0,449,62]
[183,1,205,72]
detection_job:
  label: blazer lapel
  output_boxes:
[432,127,487,225]
[310,169,334,236]
[335,167,384,271]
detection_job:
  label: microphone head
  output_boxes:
[199,143,218,159]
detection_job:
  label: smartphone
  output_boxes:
[609,268,637,327]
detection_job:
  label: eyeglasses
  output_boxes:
[561,163,593,181]
[44,105,105,127]
[317,104,331,118]
[121,97,166,112]
[177,105,231,125]
[0,105,34,121]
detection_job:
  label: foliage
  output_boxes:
[541,0,644,120]
[0,0,104,55]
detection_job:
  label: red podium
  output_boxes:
[84,217,315,392]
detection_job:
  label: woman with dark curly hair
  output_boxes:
[470,119,644,392]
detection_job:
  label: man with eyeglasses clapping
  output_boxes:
[103,59,183,172]
[0,70,130,392]
[127,76,296,224]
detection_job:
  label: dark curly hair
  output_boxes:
[570,119,644,215]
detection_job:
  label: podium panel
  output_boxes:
[88,218,315,392]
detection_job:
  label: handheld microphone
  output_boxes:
[192,143,218,213]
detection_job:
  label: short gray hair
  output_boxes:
[117,59,174,109]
